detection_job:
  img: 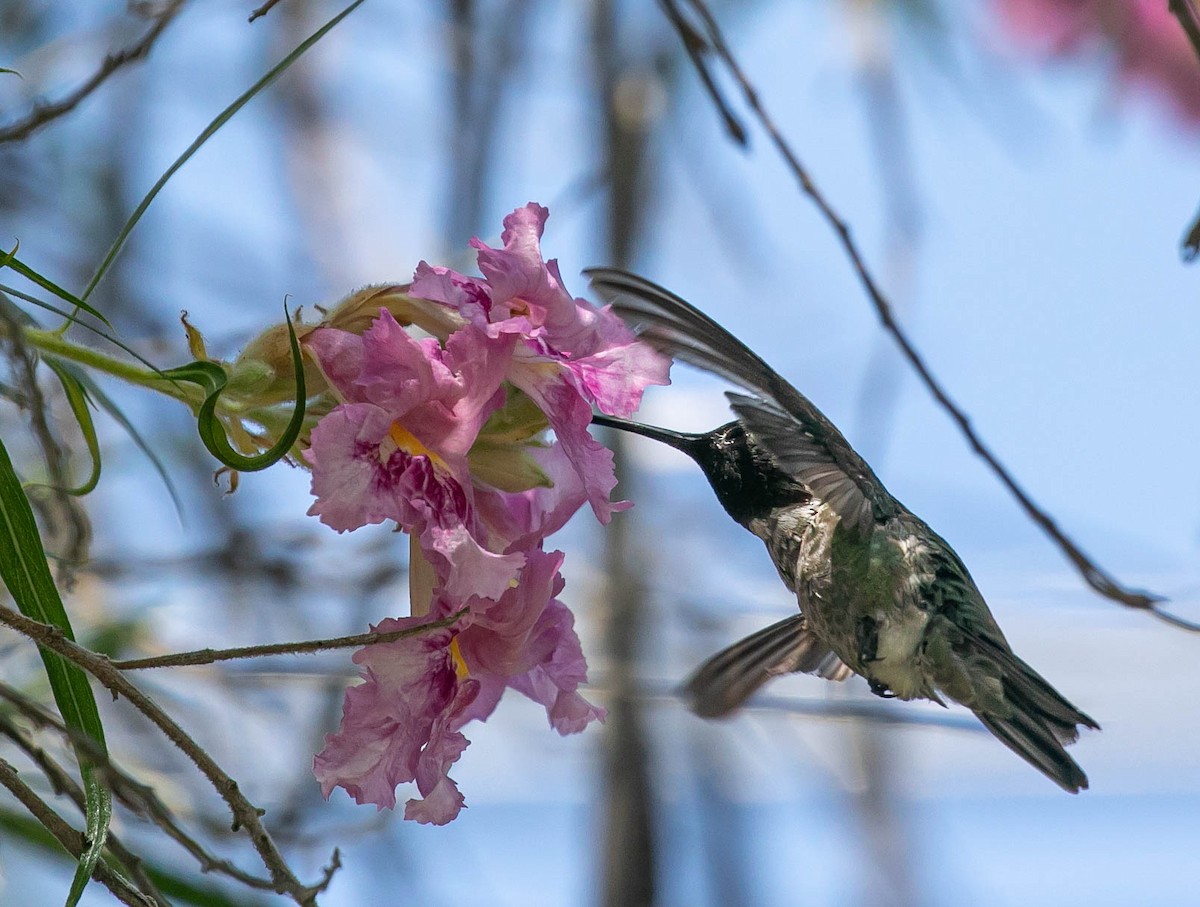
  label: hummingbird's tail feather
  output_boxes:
[684,614,851,718]
[956,637,1097,792]
[995,656,1100,744]
[977,710,1091,794]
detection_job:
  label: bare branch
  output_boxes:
[0,605,338,905]
[659,0,1195,629]
[0,757,156,907]
[113,607,468,670]
[0,714,170,906]
[0,681,284,892]
[249,0,287,23]
[0,1,186,144]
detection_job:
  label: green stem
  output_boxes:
[23,328,199,406]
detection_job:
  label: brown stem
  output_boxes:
[0,1,187,144]
[0,681,285,892]
[0,605,338,904]
[113,607,468,670]
[0,757,155,906]
[0,714,171,906]
[659,0,1196,630]
[249,0,287,22]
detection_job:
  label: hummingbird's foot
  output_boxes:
[868,678,895,699]
[855,616,882,664]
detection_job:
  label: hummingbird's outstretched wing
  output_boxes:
[684,614,852,717]
[586,268,895,534]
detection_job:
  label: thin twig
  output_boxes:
[0,758,155,907]
[0,714,170,906]
[659,0,1196,630]
[0,681,284,892]
[0,1,186,144]
[0,605,337,905]
[113,607,468,671]
[249,0,287,22]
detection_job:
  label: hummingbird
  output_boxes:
[587,267,1097,793]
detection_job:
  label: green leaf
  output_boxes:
[58,362,185,517]
[0,251,111,328]
[0,68,20,79]
[82,0,367,302]
[41,360,101,496]
[0,437,111,905]
[161,308,306,472]
[0,809,272,907]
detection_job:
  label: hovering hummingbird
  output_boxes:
[587,268,1097,793]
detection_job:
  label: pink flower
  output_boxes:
[452,547,605,731]
[304,311,525,599]
[312,623,479,825]
[411,203,671,522]
[315,549,604,821]
[307,203,660,823]
[993,0,1200,125]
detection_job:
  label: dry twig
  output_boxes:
[0,757,155,907]
[659,0,1195,630]
[113,607,468,671]
[0,681,284,892]
[0,605,339,905]
[0,713,170,905]
[0,1,187,144]
[249,0,287,23]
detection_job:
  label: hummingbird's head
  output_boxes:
[690,421,811,527]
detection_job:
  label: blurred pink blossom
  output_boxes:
[993,0,1200,124]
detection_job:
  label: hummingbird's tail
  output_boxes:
[961,639,1099,793]
[684,614,852,718]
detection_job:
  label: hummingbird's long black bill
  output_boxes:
[589,412,705,455]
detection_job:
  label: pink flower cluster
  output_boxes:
[994,0,1200,125]
[304,204,670,823]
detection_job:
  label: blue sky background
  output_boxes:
[3,1,1200,904]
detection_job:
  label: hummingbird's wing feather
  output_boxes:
[586,267,895,531]
[727,394,877,535]
[684,614,852,718]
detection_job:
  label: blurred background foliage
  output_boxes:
[2,0,1200,904]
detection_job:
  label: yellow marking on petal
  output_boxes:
[508,578,520,589]
[449,637,470,680]
[389,422,449,471]
[510,298,530,316]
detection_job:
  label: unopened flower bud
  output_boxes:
[326,284,464,340]
[228,319,324,403]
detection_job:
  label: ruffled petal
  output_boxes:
[514,369,626,524]
[306,404,401,532]
[507,598,606,735]
[422,523,524,602]
[313,623,479,817]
